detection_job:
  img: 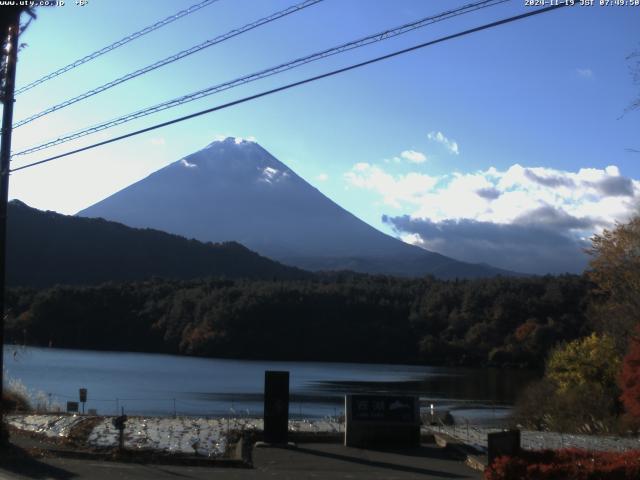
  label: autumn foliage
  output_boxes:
[619,329,640,419]
[546,333,620,393]
[484,449,640,480]
[588,216,640,353]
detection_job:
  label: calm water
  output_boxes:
[4,346,538,421]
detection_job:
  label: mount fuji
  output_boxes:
[78,137,514,278]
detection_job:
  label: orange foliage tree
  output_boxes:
[587,215,640,353]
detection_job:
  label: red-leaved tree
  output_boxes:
[619,328,640,419]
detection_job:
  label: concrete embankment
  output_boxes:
[4,413,484,479]
[5,413,341,459]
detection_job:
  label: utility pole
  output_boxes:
[0,8,22,443]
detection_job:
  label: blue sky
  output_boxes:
[7,0,640,273]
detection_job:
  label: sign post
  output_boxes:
[112,409,128,451]
[79,388,87,414]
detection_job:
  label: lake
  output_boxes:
[3,346,538,423]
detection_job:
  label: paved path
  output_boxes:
[0,443,482,479]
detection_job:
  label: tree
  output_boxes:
[514,333,622,432]
[547,333,620,393]
[587,215,640,352]
[619,328,640,419]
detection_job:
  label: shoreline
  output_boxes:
[3,343,544,370]
[6,413,343,457]
[8,412,640,459]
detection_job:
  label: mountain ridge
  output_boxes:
[78,137,518,279]
[7,199,308,287]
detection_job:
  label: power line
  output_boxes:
[10,2,570,174]
[13,0,323,128]
[14,0,221,96]
[12,0,508,157]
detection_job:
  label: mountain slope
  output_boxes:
[7,200,308,287]
[78,137,516,278]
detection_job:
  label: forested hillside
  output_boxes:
[7,200,308,287]
[6,274,591,367]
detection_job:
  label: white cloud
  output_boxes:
[605,165,619,176]
[400,232,424,246]
[316,173,329,181]
[349,162,640,227]
[149,137,165,146]
[400,150,427,163]
[344,163,438,208]
[428,131,459,155]
[576,68,593,78]
[410,164,639,227]
[348,161,640,274]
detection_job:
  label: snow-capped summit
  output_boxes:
[206,136,256,147]
[180,137,292,178]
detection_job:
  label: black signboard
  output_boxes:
[79,388,87,403]
[488,430,521,465]
[350,395,416,422]
[345,394,420,448]
[264,370,289,444]
[66,401,79,413]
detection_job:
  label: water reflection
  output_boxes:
[4,346,540,419]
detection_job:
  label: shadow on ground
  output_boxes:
[0,445,76,479]
[289,444,472,479]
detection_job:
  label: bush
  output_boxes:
[514,379,619,434]
[512,379,557,430]
[485,449,640,480]
[514,333,623,434]
[3,375,32,413]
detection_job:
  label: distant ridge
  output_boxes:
[78,137,518,279]
[7,200,308,287]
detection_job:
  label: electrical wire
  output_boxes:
[14,0,221,96]
[12,0,507,157]
[13,0,323,128]
[10,2,571,173]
